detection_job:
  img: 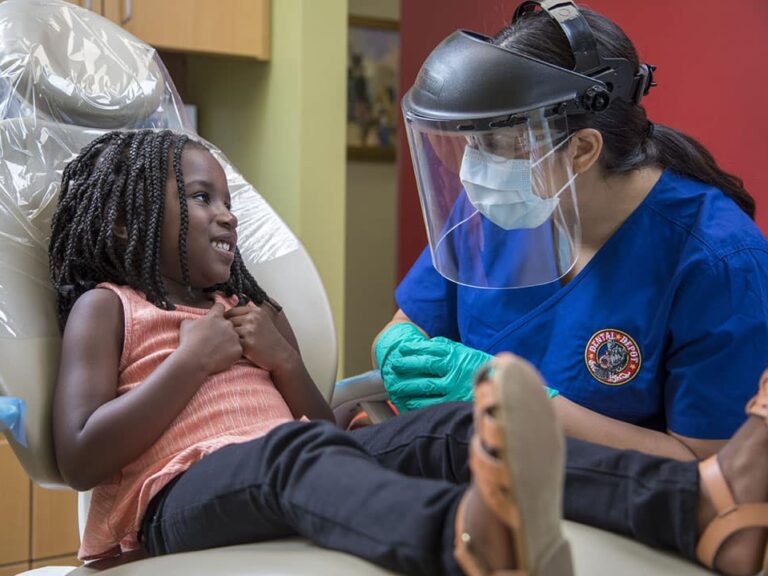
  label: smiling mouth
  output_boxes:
[211,240,234,254]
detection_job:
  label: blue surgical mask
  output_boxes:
[459,136,576,230]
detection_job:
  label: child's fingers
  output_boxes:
[224,306,250,319]
[208,303,226,316]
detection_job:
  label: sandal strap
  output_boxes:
[471,377,518,526]
[699,456,735,513]
[474,370,507,453]
[475,380,498,412]
[747,373,768,421]
[696,503,768,568]
[477,409,506,454]
[695,455,768,568]
[470,436,519,526]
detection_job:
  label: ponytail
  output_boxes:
[646,124,754,219]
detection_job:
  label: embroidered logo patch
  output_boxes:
[585,329,641,386]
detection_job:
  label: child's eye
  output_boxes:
[191,192,210,203]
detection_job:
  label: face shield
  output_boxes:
[406,109,579,288]
[402,0,656,289]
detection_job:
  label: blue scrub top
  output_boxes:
[396,170,768,439]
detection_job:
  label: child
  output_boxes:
[49,129,560,575]
[50,130,766,576]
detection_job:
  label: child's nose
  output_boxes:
[217,207,238,229]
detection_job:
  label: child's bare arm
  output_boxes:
[53,290,241,490]
[225,305,334,422]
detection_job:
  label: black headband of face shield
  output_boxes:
[513,0,657,108]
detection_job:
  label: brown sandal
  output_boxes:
[696,375,768,572]
[454,353,573,576]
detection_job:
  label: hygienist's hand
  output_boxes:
[225,304,295,371]
[384,338,560,413]
[374,321,429,369]
[382,337,492,412]
[179,303,242,376]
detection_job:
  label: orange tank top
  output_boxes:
[79,283,295,560]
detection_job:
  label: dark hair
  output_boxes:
[493,7,755,218]
[49,129,278,328]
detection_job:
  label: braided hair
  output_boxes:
[49,129,278,329]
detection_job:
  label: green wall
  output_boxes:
[186,0,348,374]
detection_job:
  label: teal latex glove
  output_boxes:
[382,337,560,413]
[382,337,491,412]
[374,322,428,370]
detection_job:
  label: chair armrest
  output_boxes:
[331,370,393,429]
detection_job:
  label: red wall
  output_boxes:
[397,0,768,280]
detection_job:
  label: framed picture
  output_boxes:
[347,16,399,162]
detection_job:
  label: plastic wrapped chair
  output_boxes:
[0,1,719,575]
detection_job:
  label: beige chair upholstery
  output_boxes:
[28,524,715,576]
[0,1,718,575]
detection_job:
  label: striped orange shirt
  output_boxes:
[79,283,295,560]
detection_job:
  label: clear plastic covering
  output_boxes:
[0,0,298,484]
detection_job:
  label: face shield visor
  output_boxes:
[405,108,579,289]
[402,1,656,289]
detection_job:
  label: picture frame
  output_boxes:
[347,16,399,162]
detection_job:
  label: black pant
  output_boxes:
[140,403,699,575]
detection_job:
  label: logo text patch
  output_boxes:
[585,329,641,386]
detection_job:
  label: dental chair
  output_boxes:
[0,1,717,575]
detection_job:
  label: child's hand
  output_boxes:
[224,305,294,371]
[179,303,243,376]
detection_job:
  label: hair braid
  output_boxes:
[140,131,173,308]
[210,250,282,313]
[171,136,192,296]
[121,131,150,281]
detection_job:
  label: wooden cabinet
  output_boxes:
[0,563,29,576]
[31,554,80,570]
[101,0,270,59]
[0,440,29,566]
[64,0,107,12]
[0,439,80,572]
[31,485,80,560]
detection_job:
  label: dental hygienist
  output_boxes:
[374,0,768,460]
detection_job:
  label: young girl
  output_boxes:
[49,128,560,575]
[50,130,766,576]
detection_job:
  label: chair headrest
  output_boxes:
[0,0,165,128]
